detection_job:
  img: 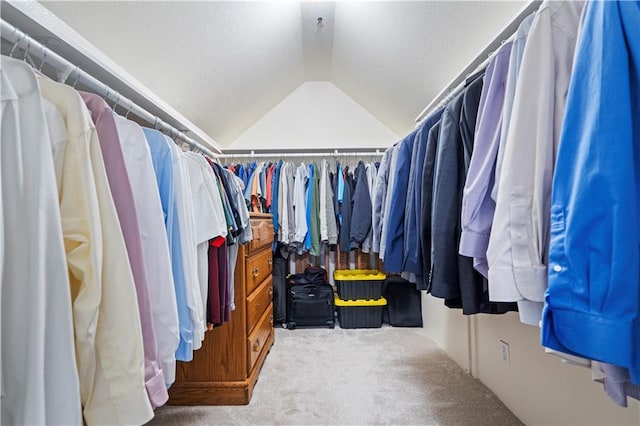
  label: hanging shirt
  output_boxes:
[278,162,288,242]
[319,159,338,246]
[492,13,536,203]
[542,0,640,388]
[286,162,296,246]
[40,77,152,425]
[309,162,321,256]
[81,92,167,409]
[459,41,513,279]
[1,58,82,426]
[266,163,274,211]
[487,0,585,325]
[272,160,282,233]
[183,152,228,334]
[372,148,392,254]
[210,161,237,243]
[379,147,399,261]
[223,167,253,311]
[143,128,193,365]
[293,163,309,250]
[114,115,179,388]
[304,164,314,251]
[170,142,205,350]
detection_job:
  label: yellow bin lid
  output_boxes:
[334,294,387,306]
[333,269,386,281]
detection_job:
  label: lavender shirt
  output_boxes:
[458,40,513,278]
[81,93,168,408]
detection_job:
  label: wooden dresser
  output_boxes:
[168,213,275,405]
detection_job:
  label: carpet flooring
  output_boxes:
[148,326,522,425]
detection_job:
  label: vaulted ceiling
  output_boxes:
[41,1,525,148]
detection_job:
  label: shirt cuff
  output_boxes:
[517,300,543,326]
[162,358,176,387]
[459,229,490,258]
[145,365,169,409]
[513,265,547,302]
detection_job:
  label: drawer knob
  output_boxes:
[253,339,261,352]
[269,317,274,327]
[252,267,259,277]
[268,286,273,297]
[268,258,273,266]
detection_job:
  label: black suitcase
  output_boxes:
[285,267,335,330]
[382,276,423,327]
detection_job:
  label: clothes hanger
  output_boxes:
[8,30,24,58]
[124,101,133,119]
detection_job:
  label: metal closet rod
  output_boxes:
[218,149,384,159]
[414,0,542,123]
[0,19,218,158]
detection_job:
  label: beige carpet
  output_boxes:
[148,326,522,426]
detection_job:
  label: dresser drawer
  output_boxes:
[247,277,273,334]
[246,247,272,295]
[247,305,273,373]
[248,219,274,254]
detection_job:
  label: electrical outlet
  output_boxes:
[499,340,510,367]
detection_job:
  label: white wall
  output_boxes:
[422,295,470,373]
[422,294,640,425]
[227,81,399,151]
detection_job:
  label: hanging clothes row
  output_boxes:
[225,158,381,257]
[0,55,252,425]
[374,0,640,409]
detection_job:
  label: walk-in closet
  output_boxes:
[1,1,640,425]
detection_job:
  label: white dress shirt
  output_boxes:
[184,151,228,325]
[486,0,585,325]
[2,57,82,426]
[114,115,180,386]
[169,142,205,350]
[39,77,153,425]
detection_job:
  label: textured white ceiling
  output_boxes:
[41,1,525,147]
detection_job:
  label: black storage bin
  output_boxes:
[334,269,386,300]
[334,294,387,328]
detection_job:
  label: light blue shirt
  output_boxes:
[142,128,193,362]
